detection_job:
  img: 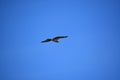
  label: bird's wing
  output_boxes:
[41,39,51,43]
[53,36,68,40]
[52,36,68,42]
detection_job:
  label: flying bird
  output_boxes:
[41,36,68,43]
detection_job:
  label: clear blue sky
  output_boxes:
[1,0,120,80]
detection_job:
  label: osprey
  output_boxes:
[41,36,68,43]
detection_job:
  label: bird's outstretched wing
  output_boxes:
[53,36,68,39]
[52,36,68,42]
[41,38,52,43]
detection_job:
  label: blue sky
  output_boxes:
[1,0,120,80]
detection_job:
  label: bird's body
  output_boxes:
[41,36,68,43]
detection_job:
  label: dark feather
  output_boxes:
[41,38,52,43]
[53,36,68,40]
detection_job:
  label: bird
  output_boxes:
[41,36,68,43]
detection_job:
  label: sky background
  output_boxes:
[0,0,120,80]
